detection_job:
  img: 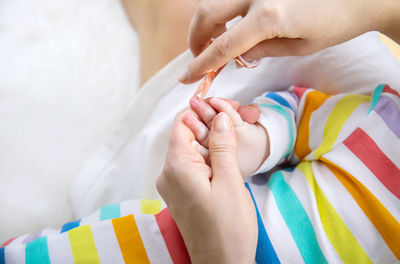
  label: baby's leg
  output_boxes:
[122,0,199,84]
[1,200,189,263]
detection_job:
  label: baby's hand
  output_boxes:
[183,96,270,177]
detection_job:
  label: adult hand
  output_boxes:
[179,0,398,84]
[157,110,258,263]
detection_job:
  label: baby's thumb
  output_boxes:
[208,113,242,185]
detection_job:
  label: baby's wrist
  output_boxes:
[248,124,270,176]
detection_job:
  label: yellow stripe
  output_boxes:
[112,215,150,264]
[68,225,101,264]
[295,90,330,160]
[313,94,370,159]
[322,158,400,261]
[297,162,372,263]
[140,199,162,215]
[380,34,400,63]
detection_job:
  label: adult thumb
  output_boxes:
[208,112,242,185]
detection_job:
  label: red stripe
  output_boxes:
[293,86,307,100]
[155,208,191,264]
[1,237,17,247]
[383,85,400,98]
[344,128,400,199]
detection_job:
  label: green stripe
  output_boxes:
[267,171,327,264]
[100,203,121,221]
[368,84,385,114]
[259,103,295,158]
[26,237,51,264]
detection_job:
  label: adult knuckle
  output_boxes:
[195,0,212,20]
[213,37,232,58]
[210,143,235,157]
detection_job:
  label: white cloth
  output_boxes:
[0,0,139,241]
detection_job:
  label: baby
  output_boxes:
[1,84,399,263]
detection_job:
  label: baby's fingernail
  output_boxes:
[210,97,219,105]
[178,69,189,83]
[214,112,231,134]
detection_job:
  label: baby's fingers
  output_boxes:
[209,97,243,127]
[190,96,217,128]
[183,111,210,148]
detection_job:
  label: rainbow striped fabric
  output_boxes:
[1,200,190,264]
[1,84,399,263]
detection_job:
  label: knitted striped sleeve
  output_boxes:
[251,88,299,174]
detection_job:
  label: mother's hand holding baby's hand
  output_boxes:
[157,110,258,264]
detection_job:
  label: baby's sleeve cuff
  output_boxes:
[251,104,293,175]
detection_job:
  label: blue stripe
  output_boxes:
[100,203,121,221]
[368,84,385,114]
[26,237,51,264]
[267,171,327,264]
[0,247,5,264]
[245,183,280,264]
[61,219,81,233]
[259,103,295,158]
[266,92,294,111]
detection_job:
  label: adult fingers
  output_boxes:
[181,16,262,84]
[241,37,309,61]
[188,0,251,57]
[191,140,209,163]
[208,113,243,186]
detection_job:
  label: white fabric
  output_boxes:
[70,32,400,218]
[0,0,139,241]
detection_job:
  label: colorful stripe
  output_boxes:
[100,204,121,221]
[267,172,327,264]
[23,231,43,244]
[313,94,370,159]
[293,86,307,100]
[112,215,150,263]
[0,247,5,264]
[323,159,400,261]
[61,219,81,233]
[297,162,372,263]
[1,238,16,248]
[155,208,191,264]
[259,103,294,158]
[68,225,101,263]
[265,92,294,111]
[140,199,162,215]
[245,183,280,264]
[368,84,385,114]
[295,90,330,160]
[344,128,400,199]
[383,85,400,97]
[373,95,400,139]
[25,237,51,264]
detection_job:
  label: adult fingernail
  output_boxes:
[214,112,231,134]
[178,69,189,83]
